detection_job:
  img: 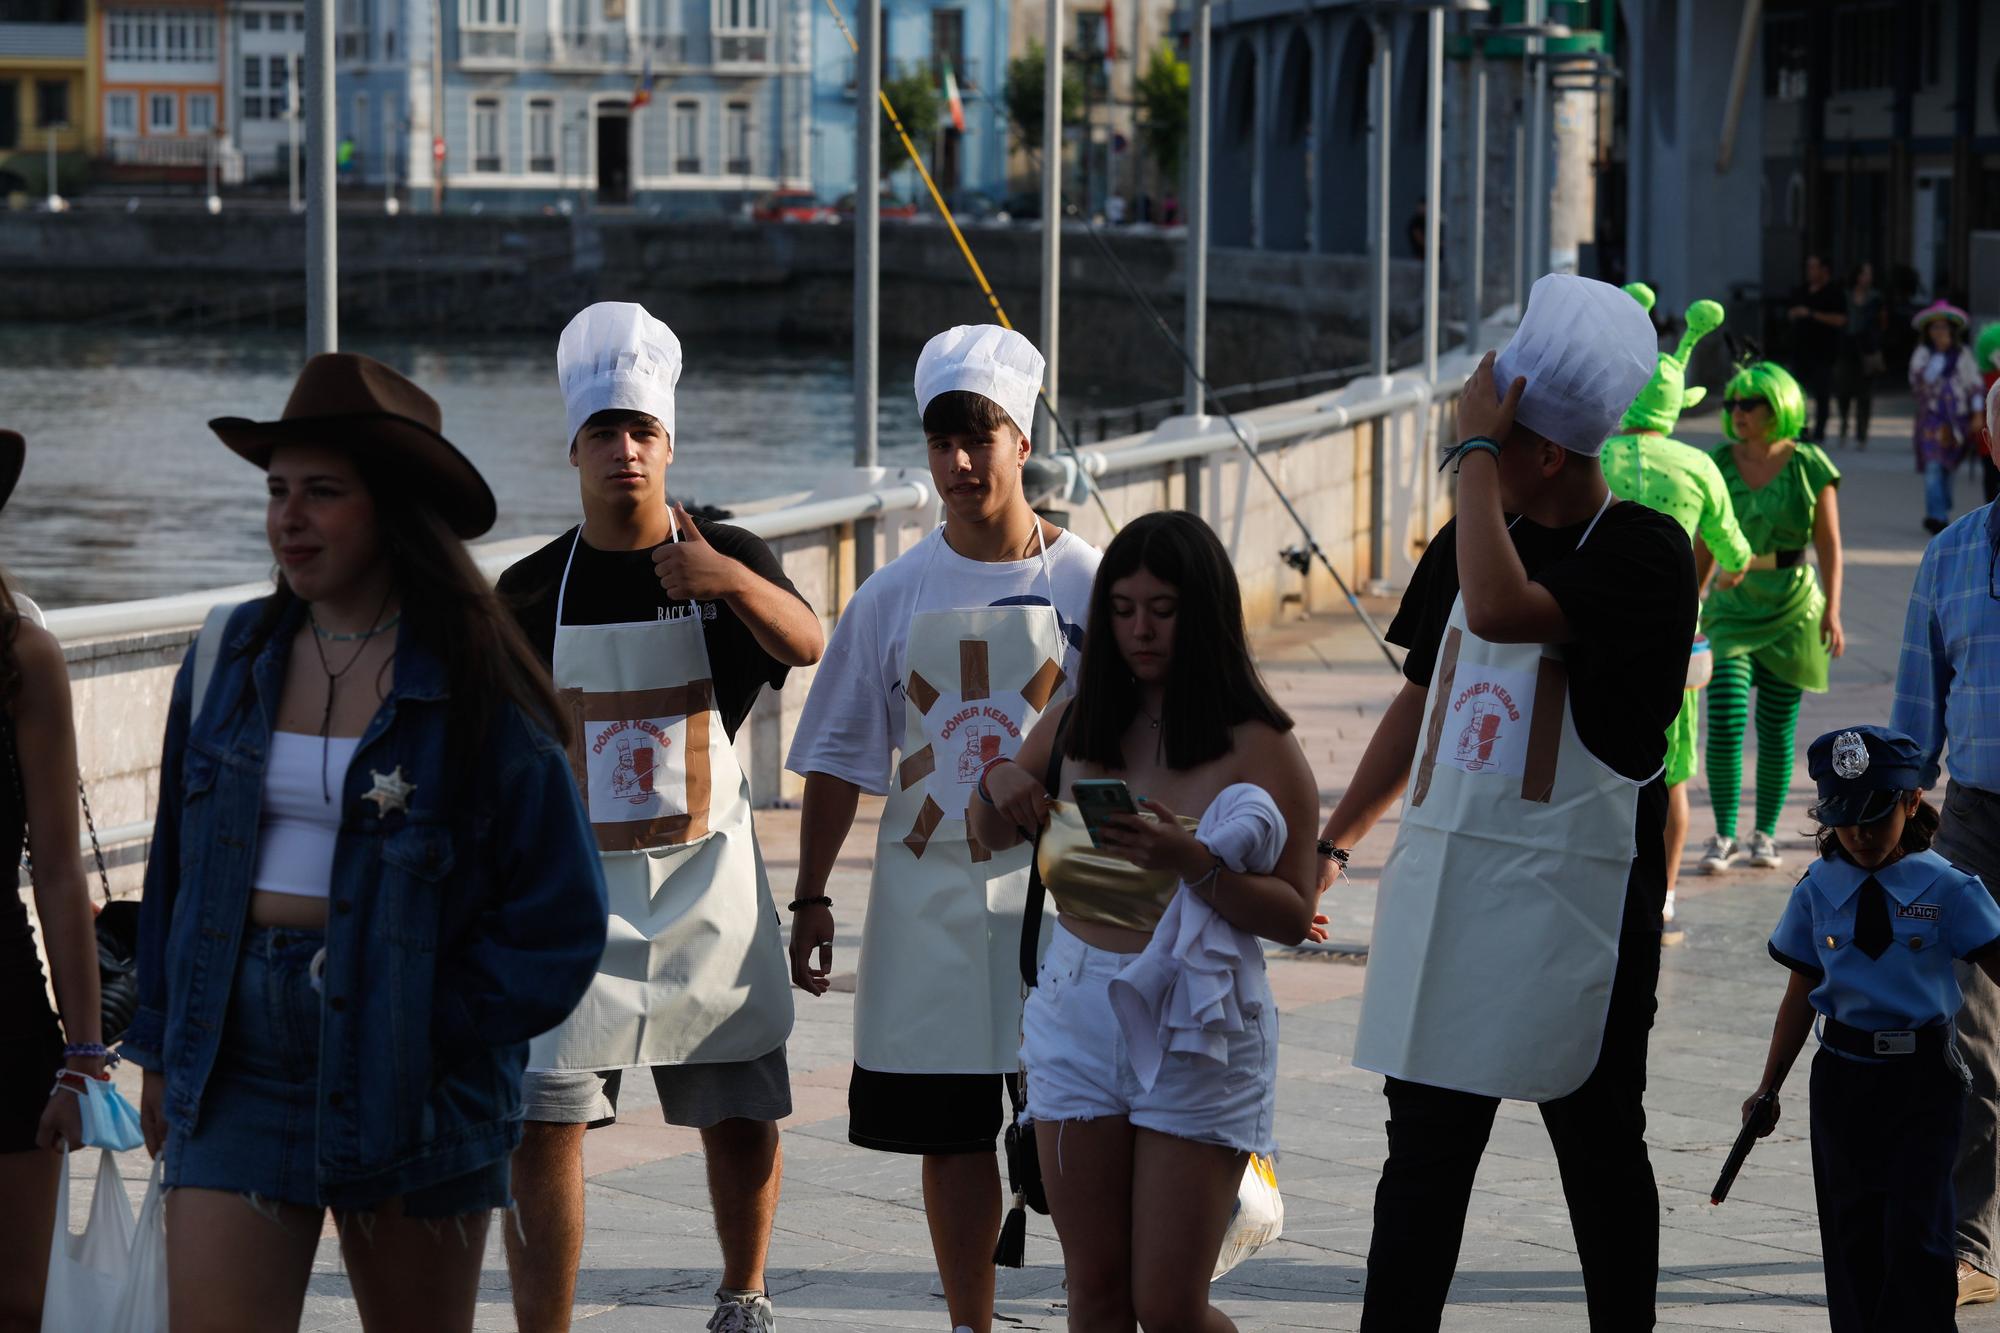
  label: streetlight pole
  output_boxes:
[1466,36,1486,349]
[1525,0,1547,282]
[1369,19,1391,380]
[306,0,337,354]
[854,0,880,471]
[44,123,60,211]
[1040,0,1063,449]
[1421,7,1442,387]
[1183,0,1209,418]
[289,53,302,214]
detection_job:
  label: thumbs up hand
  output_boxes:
[653,503,744,602]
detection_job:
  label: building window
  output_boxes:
[671,98,701,173]
[187,92,214,132]
[724,100,750,175]
[472,95,501,171]
[244,10,262,29]
[244,95,265,121]
[108,9,219,63]
[148,92,177,134]
[931,9,964,86]
[338,0,371,60]
[36,80,70,128]
[1830,1,1895,94]
[460,0,519,58]
[245,53,262,89]
[351,92,368,161]
[711,0,766,61]
[106,91,138,136]
[527,97,555,173]
[294,12,304,30]
[712,0,762,31]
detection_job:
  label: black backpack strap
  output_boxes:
[1019,703,1073,990]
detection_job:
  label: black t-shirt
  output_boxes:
[1794,280,1846,366]
[1387,503,1697,926]
[498,518,806,740]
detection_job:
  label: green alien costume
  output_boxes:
[1600,285,1751,787]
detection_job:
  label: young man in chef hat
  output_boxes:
[1317,274,1698,1327]
[498,301,825,1333]
[786,325,1100,1333]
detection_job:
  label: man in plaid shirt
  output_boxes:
[1893,414,2000,1307]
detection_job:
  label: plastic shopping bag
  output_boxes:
[1211,1152,1284,1280]
[40,1149,167,1333]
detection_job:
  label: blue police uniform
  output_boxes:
[1767,725,2000,1332]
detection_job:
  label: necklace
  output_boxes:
[1136,703,1160,730]
[312,613,401,643]
[306,590,395,802]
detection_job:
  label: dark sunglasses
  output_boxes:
[1722,398,1769,413]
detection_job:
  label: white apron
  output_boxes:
[528,524,794,1070]
[1354,498,1650,1102]
[854,529,1070,1074]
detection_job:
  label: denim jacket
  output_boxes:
[122,598,608,1204]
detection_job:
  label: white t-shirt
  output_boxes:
[786,526,1102,794]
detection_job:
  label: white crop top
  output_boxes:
[252,732,361,899]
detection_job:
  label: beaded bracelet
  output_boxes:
[787,896,833,913]
[63,1043,117,1067]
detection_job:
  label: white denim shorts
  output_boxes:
[1021,922,1277,1155]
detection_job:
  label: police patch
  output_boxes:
[1897,904,1941,921]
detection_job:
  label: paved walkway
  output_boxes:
[72,401,1994,1330]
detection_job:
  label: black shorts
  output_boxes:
[847,1064,1004,1156]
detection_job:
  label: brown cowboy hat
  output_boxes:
[209,353,497,539]
[0,431,22,514]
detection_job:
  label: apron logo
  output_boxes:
[591,720,675,806]
[939,704,1024,783]
[1451,682,1521,772]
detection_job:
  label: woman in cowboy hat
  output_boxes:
[0,430,111,1331]
[1909,299,1984,534]
[121,354,609,1333]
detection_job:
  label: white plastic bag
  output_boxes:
[41,1149,167,1333]
[1211,1152,1284,1280]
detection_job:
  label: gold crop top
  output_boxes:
[1037,802,1202,933]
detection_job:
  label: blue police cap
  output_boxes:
[1806,725,1925,827]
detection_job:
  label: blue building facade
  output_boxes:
[807,0,1010,206]
[333,0,812,212]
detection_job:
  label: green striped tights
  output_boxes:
[1704,655,1803,840]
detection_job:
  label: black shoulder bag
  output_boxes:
[995,706,1069,1267]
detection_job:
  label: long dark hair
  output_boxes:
[237,451,567,753]
[1813,793,1941,864]
[1065,510,1291,771]
[0,574,20,708]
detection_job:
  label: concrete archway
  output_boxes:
[1320,18,1374,254]
[1213,39,1258,248]
[1262,27,1313,251]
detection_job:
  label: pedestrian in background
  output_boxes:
[0,430,109,1332]
[1698,361,1844,876]
[124,354,608,1333]
[1834,261,1885,449]
[1892,475,2000,1309]
[1908,300,1983,535]
[1746,726,2000,1332]
[1787,254,1847,443]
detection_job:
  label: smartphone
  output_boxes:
[1071,779,1140,847]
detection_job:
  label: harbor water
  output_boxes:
[0,324,1112,609]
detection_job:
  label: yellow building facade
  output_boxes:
[0,0,98,173]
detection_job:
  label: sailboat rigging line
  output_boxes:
[821,0,1119,531]
[1059,196,1406,673]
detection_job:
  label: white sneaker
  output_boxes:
[708,1291,777,1333]
[1746,831,1784,870]
[1699,836,1744,875]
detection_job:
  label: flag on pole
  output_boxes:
[941,56,966,133]
[630,56,655,111]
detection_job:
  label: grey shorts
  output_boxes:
[522,1045,792,1129]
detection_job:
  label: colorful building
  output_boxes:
[225,0,303,183]
[0,0,97,194]
[98,0,242,180]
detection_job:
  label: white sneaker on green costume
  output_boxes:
[1699,836,1743,875]
[1746,831,1784,869]
[708,1291,776,1332]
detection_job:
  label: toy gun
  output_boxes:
[1711,1091,1778,1205]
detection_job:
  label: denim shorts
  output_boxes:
[1021,922,1277,1155]
[163,926,511,1218]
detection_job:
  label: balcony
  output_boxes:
[0,21,86,59]
[513,30,713,70]
[712,30,769,70]
[459,26,519,64]
[107,135,245,182]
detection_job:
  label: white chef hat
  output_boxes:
[1492,274,1658,457]
[914,324,1045,441]
[557,301,683,448]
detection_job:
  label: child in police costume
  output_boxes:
[1746,725,2000,1331]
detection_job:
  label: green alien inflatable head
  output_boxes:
[1617,282,1726,435]
[1976,322,2000,375]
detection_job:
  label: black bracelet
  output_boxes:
[1316,839,1350,865]
[787,896,833,912]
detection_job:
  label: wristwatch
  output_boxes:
[1316,839,1350,865]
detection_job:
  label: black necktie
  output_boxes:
[1854,875,1892,961]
